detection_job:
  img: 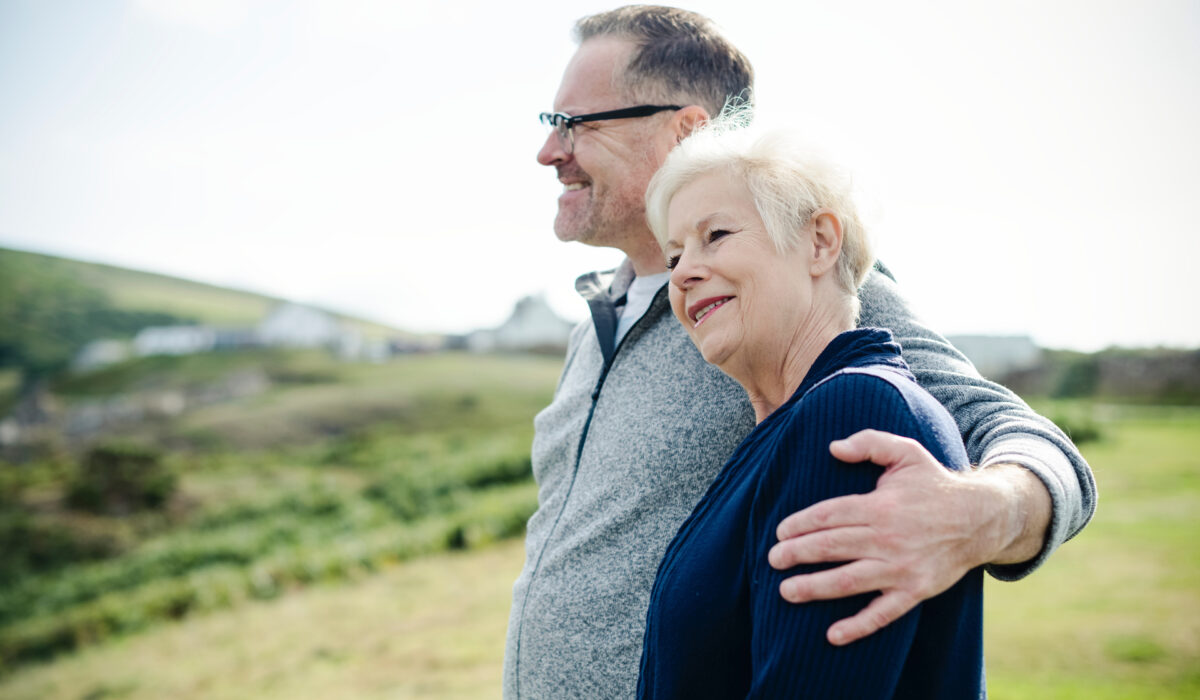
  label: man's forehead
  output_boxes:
[553,36,632,112]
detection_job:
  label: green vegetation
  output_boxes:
[1,247,1194,696]
[0,246,281,327]
[1003,347,1200,405]
[0,402,1195,698]
[0,351,562,673]
[64,442,177,515]
[984,402,1200,698]
[0,540,528,699]
[0,249,187,384]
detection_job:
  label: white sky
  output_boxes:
[1,0,1197,351]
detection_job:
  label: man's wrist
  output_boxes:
[970,462,1053,565]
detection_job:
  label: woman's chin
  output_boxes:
[697,339,734,370]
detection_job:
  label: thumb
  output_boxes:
[829,429,927,472]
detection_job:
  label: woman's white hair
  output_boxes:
[645,106,874,319]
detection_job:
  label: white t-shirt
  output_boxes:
[614,272,670,346]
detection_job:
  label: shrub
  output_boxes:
[65,441,177,515]
[0,512,129,585]
[1049,412,1105,445]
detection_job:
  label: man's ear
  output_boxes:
[673,105,709,143]
[809,209,844,277]
[654,105,709,161]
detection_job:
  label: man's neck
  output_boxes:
[622,234,669,277]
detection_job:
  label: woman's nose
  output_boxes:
[670,250,707,289]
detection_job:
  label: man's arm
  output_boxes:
[768,267,1097,645]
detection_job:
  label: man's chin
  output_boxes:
[553,212,596,244]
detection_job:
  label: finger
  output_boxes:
[768,525,876,569]
[825,589,920,646]
[776,493,870,541]
[830,429,927,469]
[778,559,890,604]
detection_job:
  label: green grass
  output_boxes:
[0,540,528,699]
[0,418,544,666]
[159,352,560,451]
[983,403,1200,698]
[0,481,538,670]
[2,393,1194,697]
[0,353,563,671]
[0,246,279,328]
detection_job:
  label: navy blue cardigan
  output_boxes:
[638,329,985,699]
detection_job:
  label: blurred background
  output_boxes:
[0,1,1197,698]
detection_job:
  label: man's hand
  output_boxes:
[767,429,1051,646]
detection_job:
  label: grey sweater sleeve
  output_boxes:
[857,267,1097,580]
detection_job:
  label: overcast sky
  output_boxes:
[1,0,1197,351]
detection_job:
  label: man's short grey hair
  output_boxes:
[574,5,754,117]
[645,109,874,320]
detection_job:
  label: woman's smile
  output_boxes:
[689,296,735,327]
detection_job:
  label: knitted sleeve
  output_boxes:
[746,371,980,698]
[858,267,1096,580]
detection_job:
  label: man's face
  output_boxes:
[538,37,670,251]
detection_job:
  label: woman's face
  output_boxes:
[663,170,815,372]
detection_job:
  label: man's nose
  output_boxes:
[537,130,568,166]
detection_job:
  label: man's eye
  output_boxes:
[666,255,680,270]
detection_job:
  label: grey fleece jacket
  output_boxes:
[503,261,1096,699]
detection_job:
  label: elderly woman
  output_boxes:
[636,124,984,699]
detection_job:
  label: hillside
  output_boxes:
[0,246,411,388]
[1,247,279,326]
[0,246,405,334]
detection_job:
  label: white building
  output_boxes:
[468,295,574,353]
[134,326,217,356]
[256,303,343,348]
[72,339,132,371]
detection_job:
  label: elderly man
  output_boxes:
[504,6,1095,698]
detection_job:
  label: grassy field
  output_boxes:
[984,403,1200,698]
[1,385,1196,697]
[0,353,562,676]
[0,541,526,699]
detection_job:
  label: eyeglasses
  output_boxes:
[539,105,682,154]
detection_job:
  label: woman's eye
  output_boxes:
[666,255,680,270]
[708,229,731,242]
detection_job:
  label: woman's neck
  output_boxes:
[730,305,852,424]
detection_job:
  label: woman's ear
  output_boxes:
[808,209,844,277]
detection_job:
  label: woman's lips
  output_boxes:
[688,296,733,328]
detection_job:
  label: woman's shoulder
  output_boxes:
[780,364,968,470]
[794,364,921,417]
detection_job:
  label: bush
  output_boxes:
[65,442,177,515]
[1052,355,1101,398]
[0,482,540,667]
[1049,412,1105,445]
[0,512,129,586]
